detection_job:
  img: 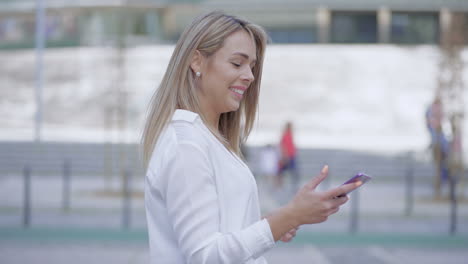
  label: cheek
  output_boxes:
[204,63,238,92]
[214,62,237,81]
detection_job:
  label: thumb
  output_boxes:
[305,165,329,190]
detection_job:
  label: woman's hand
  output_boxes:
[279,227,298,243]
[266,165,362,241]
[285,165,362,226]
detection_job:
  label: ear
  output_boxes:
[190,50,203,74]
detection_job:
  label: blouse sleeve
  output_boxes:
[163,141,275,264]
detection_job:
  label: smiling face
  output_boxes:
[192,29,257,125]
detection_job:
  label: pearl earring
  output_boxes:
[196,72,201,77]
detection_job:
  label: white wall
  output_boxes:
[1,45,467,156]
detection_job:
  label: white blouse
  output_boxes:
[145,109,275,264]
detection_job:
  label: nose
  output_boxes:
[242,67,255,84]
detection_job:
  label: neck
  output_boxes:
[199,104,220,131]
[196,91,221,131]
[206,112,220,131]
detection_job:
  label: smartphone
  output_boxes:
[336,173,372,198]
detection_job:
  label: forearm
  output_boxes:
[181,219,274,263]
[265,205,300,241]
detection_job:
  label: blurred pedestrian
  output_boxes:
[425,96,450,198]
[277,122,300,191]
[258,144,280,185]
[141,11,361,264]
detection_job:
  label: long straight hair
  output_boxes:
[141,11,268,170]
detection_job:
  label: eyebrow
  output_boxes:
[232,52,257,64]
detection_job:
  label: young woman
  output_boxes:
[141,11,361,264]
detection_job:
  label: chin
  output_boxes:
[226,104,240,112]
[230,103,241,112]
[224,100,241,112]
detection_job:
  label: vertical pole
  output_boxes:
[35,0,45,142]
[317,7,330,43]
[122,169,131,229]
[349,189,359,234]
[449,174,457,235]
[377,6,391,43]
[23,166,31,228]
[405,152,414,216]
[62,159,71,212]
[439,8,451,46]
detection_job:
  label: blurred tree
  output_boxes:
[436,12,467,198]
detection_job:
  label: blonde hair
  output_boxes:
[141,11,268,170]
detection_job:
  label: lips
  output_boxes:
[230,88,245,95]
[229,86,247,99]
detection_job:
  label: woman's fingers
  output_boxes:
[280,228,298,242]
[304,165,329,190]
[280,234,290,242]
[328,206,340,215]
[324,182,362,199]
[289,167,362,226]
[329,195,348,207]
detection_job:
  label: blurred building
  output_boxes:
[0,0,467,49]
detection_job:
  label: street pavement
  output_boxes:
[1,172,468,263]
[2,241,468,264]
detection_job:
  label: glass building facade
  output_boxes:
[391,12,439,44]
[0,3,466,48]
[331,12,378,43]
[267,27,318,43]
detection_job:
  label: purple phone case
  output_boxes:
[343,173,372,185]
[337,173,371,197]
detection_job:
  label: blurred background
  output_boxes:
[1,0,468,263]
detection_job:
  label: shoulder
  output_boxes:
[146,111,214,193]
[147,110,210,171]
[170,110,210,149]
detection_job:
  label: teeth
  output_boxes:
[231,88,244,95]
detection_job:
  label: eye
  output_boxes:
[231,62,241,68]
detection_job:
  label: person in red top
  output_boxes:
[278,122,300,190]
